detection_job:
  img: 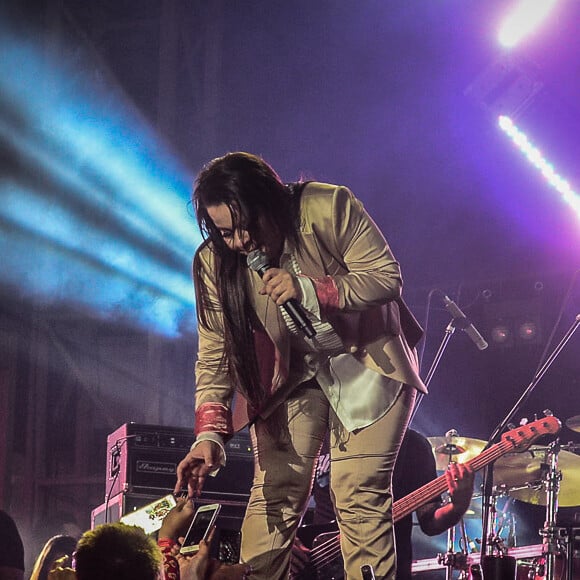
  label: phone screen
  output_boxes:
[181,504,221,552]
[119,494,177,535]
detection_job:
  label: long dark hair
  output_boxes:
[193,152,303,408]
[30,535,78,580]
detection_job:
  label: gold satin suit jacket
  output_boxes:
[193,182,427,436]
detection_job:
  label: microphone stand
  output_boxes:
[410,319,456,425]
[479,314,580,568]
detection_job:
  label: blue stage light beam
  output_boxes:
[498,115,580,220]
[0,27,202,337]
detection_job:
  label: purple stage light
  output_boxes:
[498,0,558,48]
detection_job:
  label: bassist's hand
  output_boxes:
[445,462,474,514]
[290,536,311,579]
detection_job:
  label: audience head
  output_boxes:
[0,509,24,580]
[74,523,163,580]
[30,535,77,580]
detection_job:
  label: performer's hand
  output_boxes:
[259,268,301,306]
[174,440,222,498]
[445,462,474,514]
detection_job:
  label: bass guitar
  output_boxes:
[297,416,561,580]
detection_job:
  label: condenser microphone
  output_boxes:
[247,250,316,339]
[442,294,489,350]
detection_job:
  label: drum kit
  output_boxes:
[414,415,580,580]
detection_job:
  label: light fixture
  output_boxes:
[490,323,512,345]
[498,115,580,220]
[498,0,558,48]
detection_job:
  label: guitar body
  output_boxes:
[311,532,344,580]
[294,523,344,580]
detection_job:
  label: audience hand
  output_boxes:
[48,556,76,580]
[159,496,196,541]
[178,528,252,580]
[177,537,211,580]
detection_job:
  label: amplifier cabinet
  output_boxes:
[105,423,253,499]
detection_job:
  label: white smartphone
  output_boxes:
[119,494,177,535]
[180,503,221,554]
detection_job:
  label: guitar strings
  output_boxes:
[310,533,342,568]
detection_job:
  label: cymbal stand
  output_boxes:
[457,519,471,580]
[439,443,469,580]
[539,441,564,580]
[439,520,469,580]
[445,523,456,580]
[483,491,505,556]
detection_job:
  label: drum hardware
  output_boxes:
[422,418,564,579]
[483,486,504,552]
[494,499,517,549]
[483,439,580,579]
[562,442,580,451]
[565,415,580,433]
[444,485,470,578]
[437,549,470,579]
[480,312,580,563]
[414,539,580,579]
[437,507,478,579]
[538,441,565,580]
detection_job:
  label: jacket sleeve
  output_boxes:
[193,247,234,436]
[308,185,403,312]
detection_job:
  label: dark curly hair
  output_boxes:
[74,523,162,580]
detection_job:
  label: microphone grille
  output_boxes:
[246,250,269,272]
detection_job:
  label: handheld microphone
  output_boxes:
[442,294,488,350]
[247,250,316,339]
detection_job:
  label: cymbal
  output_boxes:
[428,435,487,471]
[565,415,580,433]
[494,446,580,507]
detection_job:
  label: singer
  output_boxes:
[175,152,427,580]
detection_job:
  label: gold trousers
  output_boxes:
[240,382,416,580]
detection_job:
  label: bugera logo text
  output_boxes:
[136,461,176,475]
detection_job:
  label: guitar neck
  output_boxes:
[393,439,513,523]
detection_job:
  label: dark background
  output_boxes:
[1,0,578,574]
